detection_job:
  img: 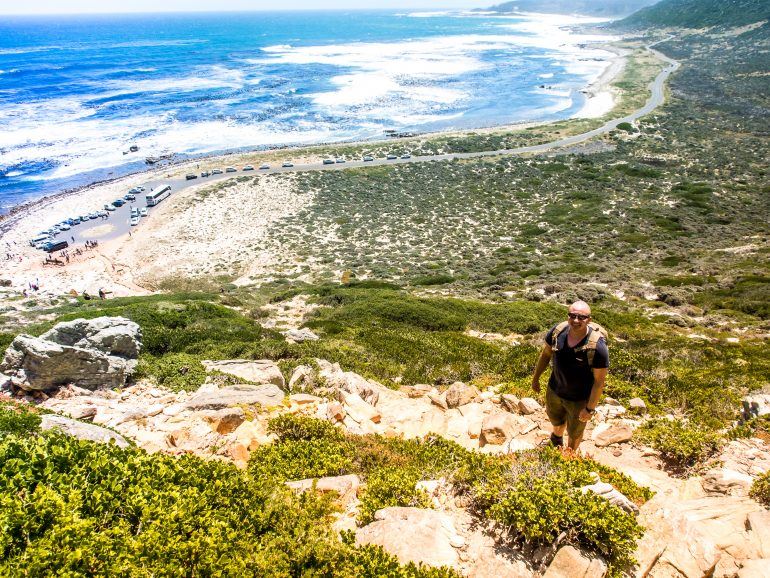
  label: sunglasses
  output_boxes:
[568,313,590,321]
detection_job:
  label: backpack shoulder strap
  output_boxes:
[582,323,607,366]
[550,321,570,351]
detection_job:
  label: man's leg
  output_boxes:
[545,388,567,447]
[564,399,589,451]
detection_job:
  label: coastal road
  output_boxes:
[25,43,680,245]
[145,42,680,196]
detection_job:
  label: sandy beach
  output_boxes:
[0,41,628,301]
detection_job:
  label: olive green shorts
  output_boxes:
[545,387,588,440]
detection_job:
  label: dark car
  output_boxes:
[185,174,198,180]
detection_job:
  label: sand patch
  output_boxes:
[81,224,115,238]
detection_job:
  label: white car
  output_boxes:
[212,168,223,174]
[140,208,148,217]
[243,165,255,171]
[225,167,237,173]
[282,161,294,168]
[129,216,140,226]
[58,223,71,231]
[104,204,116,211]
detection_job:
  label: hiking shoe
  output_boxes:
[538,434,564,448]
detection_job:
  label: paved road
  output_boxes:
[40,43,680,246]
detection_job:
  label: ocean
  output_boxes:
[0,9,615,213]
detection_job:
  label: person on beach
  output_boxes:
[531,301,609,451]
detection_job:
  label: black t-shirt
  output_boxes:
[545,324,609,401]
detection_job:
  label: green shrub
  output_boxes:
[471,447,646,573]
[749,471,770,507]
[268,414,344,442]
[635,418,722,470]
[135,352,206,392]
[0,402,41,437]
[358,467,432,524]
[0,431,455,577]
[412,274,455,286]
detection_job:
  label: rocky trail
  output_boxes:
[1,315,769,577]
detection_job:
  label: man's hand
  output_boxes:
[531,378,540,394]
[578,408,593,422]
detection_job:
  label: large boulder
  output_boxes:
[40,317,141,358]
[185,384,285,410]
[2,320,141,392]
[202,359,285,389]
[444,382,479,409]
[356,507,462,568]
[41,414,130,447]
[316,359,382,406]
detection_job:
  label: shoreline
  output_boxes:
[0,39,626,231]
[0,37,633,300]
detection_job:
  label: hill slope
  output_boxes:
[485,0,658,17]
[621,0,770,28]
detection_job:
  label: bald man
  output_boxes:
[531,301,609,451]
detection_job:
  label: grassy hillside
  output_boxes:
[485,0,658,17]
[621,0,770,28]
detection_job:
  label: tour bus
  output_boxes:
[145,185,171,207]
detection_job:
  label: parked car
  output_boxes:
[201,171,210,177]
[129,216,140,226]
[113,199,125,207]
[322,159,335,165]
[212,168,223,174]
[225,167,237,173]
[335,158,346,163]
[386,154,397,160]
[243,165,255,171]
[140,208,148,217]
[185,174,198,180]
[363,156,374,162]
[401,154,411,159]
[282,161,294,168]
[124,193,136,201]
[104,204,116,211]
[259,164,269,170]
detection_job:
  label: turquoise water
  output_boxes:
[0,10,613,212]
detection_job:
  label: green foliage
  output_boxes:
[0,431,457,577]
[358,467,432,524]
[268,413,345,442]
[135,352,206,392]
[616,122,636,133]
[621,0,770,28]
[411,274,455,286]
[635,418,722,470]
[470,447,646,572]
[749,471,770,507]
[0,402,41,437]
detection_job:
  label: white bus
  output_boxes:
[145,185,171,207]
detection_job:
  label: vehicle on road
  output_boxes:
[68,217,81,225]
[212,168,223,174]
[146,185,171,207]
[282,161,294,167]
[30,233,50,247]
[58,223,71,231]
[113,199,125,207]
[88,213,99,220]
[386,154,397,160]
[243,165,255,171]
[140,208,148,217]
[401,154,411,159]
[259,164,269,170]
[322,159,335,165]
[335,158,345,163]
[226,167,237,173]
[104,204,116,211]
[124,193,136,201]
[185,174,198,180]
[201,171,210,177]
[363,156,374,162]
[129,216,140,226]
[43,240,68,253]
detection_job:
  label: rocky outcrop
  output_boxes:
[201,359,285,389]
[356,507,463,568]
[1,316,141,391]
[317,359,383,406]
[184,384,285,410]
[41,414,130,447]
[286,474,360,506]
[543,545,606,578]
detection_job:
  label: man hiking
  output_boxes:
[531,301,608,451]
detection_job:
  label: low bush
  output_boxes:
[358,467,432,524]
[635,418,722,470]
[749,471,770,507]
[0,402,41,437]
[0,430,457,577]
[135,352,206,392]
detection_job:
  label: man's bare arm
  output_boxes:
[531,344,552,393]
